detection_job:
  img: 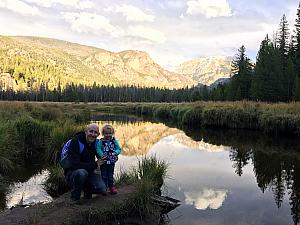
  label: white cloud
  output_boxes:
[78,0,94,9]
[24,0,93,9]
[186,0,232,18]
[62,12,121,37]
[127,25,166,43]
[0,0,40,16]
[116,4,155,22]
[185,188,228,210]
[6,170,52,208]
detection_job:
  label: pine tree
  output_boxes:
[295,3,300,76]
[251,36,282,101]
[277,14,290,65]
[229,45,253,100]
[285,57,296,101]
[293,75,300,101]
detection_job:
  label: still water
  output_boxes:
[2,118,300,225]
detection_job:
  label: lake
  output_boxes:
[1,117,299,225]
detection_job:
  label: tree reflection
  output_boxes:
[229,147,252,176]
[229,144,300,223]
[181,127,300,224]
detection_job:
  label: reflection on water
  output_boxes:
[1,116,299,225]
[95,118,299,225]
[6,170,52,208]
[94,120,179,155]
[184,188,228,210]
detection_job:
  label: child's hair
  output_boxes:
[101,124,115,135]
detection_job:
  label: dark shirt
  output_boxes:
[66,132,98,173]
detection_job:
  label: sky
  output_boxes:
[0,0,299,70]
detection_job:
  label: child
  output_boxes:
[96,124,121,194]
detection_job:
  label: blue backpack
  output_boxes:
[59,139,99,170]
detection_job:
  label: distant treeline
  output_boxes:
[2,4,300,102]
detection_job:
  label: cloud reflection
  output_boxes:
[184,188,228,210]
[165,133,230,153]
[6,170,52,208]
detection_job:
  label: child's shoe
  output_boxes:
[109,187,118,194]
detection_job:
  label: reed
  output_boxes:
[108,101,300,136]
[15,115,53,158]
[0,122,19,173]
[43,165,69,197]
[45,122,84,163]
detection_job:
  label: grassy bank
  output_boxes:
[90,101,300,136]
[1,100,299,175]
[0,102,90,175]
[3,156,170,225]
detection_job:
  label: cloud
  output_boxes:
[78,0,94,9]
[6,170,52,208]
[24,0,94,9]
[62,12,121,36]
[0,0,40,16]
[186,0,232,18]
[185,188,228,210]
[116,4,155,22]
[127,25,166,43]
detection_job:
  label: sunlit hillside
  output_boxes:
[0,36,197,90]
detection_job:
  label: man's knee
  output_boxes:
[71,169,89,183]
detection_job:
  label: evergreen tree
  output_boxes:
[293,76,300,101]
[277,14,290,65]
[228,46,253,100]
[295,3,300,76]
[285,57,296,101]
[251,36,282,101]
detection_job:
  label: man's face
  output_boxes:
[85,124,99,144]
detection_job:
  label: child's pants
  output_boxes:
[100,163,115,188]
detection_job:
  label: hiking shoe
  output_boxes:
[109,187,118,194]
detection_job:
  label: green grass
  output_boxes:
[0,102,92,174]
[110,101,300,136]
[43,165,69,197]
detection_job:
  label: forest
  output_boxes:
[1,5,300,103]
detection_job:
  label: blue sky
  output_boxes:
[0,0,299,70]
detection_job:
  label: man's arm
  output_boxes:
[68,138,97,171]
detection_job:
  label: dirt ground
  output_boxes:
[0,185,157,225]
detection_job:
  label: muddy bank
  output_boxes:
[0,184,178,225]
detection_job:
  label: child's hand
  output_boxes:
[97,158,105,167]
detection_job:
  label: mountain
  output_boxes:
[0,36,197,90]
[175,56,232,86]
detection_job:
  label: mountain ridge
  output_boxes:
[175,56,232,86]
[0,36,232,90]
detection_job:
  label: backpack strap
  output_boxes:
[78,140,84,154]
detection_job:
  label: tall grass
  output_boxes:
[0,123,20,174]
[46,122,84,163]
[134,155,168,190]
[43,165,69,197]
[119,101,300,136]
[15,115,53,158]
[0,102,92,174]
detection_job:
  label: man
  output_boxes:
[64,123,106,202]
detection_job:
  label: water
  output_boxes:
[1,118,299,225]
